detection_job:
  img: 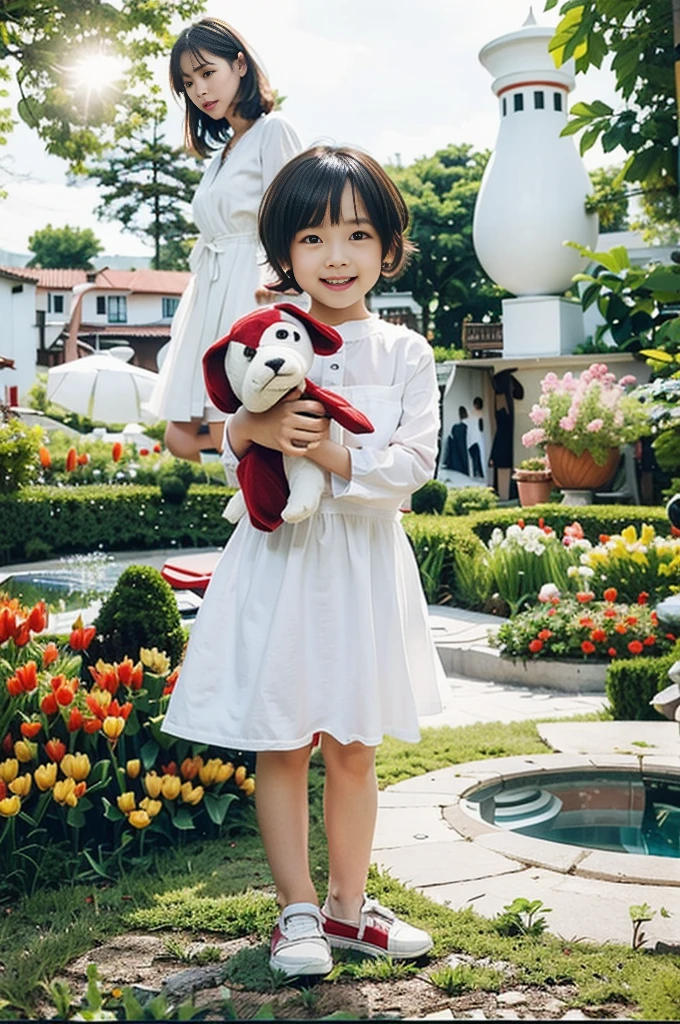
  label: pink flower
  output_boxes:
[521,428,547,448]
[529,404,548,426]
[538,583,560,603]
[587,418,604,432]
[559,416,576,431]
[619,375,636,386]
[541,373,559,394]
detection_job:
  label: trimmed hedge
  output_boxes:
[605,643,680,720]
[0,484,236,562]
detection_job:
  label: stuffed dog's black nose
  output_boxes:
[265,358,285,374]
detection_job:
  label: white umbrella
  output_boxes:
[47,353,160,425]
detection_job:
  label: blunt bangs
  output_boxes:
[259,147,415,291]
[170,18,274,159]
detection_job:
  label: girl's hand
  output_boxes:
[229,390,329,458]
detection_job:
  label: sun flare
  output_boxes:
[71,53,125,93]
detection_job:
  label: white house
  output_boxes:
[0,267,38,404]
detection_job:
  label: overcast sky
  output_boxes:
[0,0,622,260]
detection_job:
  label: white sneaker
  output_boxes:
[321,896,433,959]
[269,902,333,977]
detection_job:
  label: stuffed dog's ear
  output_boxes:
[203,334,240,413]
[275,304,342,356]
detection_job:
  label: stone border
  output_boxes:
[389,754,679,886]
[436,643,607,693]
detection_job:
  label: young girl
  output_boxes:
[162,145,445,977]
[146,17,303,461]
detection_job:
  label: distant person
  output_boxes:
[147,17,303,460]
[444,405,470,474]
[467,395,485,478]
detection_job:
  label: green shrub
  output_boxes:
[93,565,186,666]
[0,484,234,563]
[605,643,680,720]
[411,479,448,514]
[23,536,54,561]
[446,486,498,516]
[159,474,189,504]
[0,417,43,493]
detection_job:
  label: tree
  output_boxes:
[0,0,206,170]
[586,164,630,232]
[26,223,103,269]
[547,1,676,205]
[383,144,504,344]
[87,113,202,270]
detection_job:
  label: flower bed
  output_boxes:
[492,587,674,663]
[0,592,254,895]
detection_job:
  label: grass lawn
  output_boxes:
[2,718,679,1021]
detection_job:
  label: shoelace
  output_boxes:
[282,911,323,941]
[358,898,395,940]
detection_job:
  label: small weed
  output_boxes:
[161,936,222,964]
[339,956,420,981]
[294,986,321,1011]
[493,898,552,938]
[630,903,671,950]
[428,963,502,996]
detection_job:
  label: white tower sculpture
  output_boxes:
[473,8,598,358]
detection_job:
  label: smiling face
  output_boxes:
[224,316,315,413]
[179,48,245,121]
[288,183,384,325]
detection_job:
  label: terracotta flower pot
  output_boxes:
[546,445,620,490]
[514,475,554,507]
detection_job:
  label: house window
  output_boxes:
[554,91,563,111]
[48,293,64,314]
[107,296,127,323]
[534,90,544,109]
[502,97,507,117]
[96,296,106,315]
[162,296,180,318]
[513,93,524,112]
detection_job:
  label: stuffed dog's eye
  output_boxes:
[275,329,289,340]
[293,331,300,341]
[243,346,257,360]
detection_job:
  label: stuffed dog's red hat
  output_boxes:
[204,303,342,414]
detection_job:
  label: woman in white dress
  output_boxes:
[146,18,302,460]
[163,146,444,979]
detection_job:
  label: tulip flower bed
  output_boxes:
[491,587,676,663]
[0,594,254,893]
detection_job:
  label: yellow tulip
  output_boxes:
[641,524,655,546]
[0,795,21,817]
[53,778,78,807]
[126,759,141,779]
[128,810,151,829]
[34,762,58,791]
[180,782,204,805]
[0,758,19,783]
[621,525,637,545]
[234,765,247,787]
[144,771,162,798]
[139,797,162,817]
[89,686,113,711]
[117,791,136,814]
[160,775,181,800]
[240,777,256,797]
[13,740,35,763]
[139,647,170,675]
[198,758,221,786]
[9,773,32,798]
[103,716,125,740]
[61,752,91,782]
[215,761,234,784]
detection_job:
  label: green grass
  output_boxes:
[3,718,678,1022]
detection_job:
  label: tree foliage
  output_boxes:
[547,0,676,205]
[87,111,202,270]
[384,144,504,344]
[585,164,630,232]
[0,0,206,169]
[27,223,103,269]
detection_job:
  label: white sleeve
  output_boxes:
[331,344,440,502]
[220,414,241,488]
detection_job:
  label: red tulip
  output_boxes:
[20,721,42,739]
[83,718,102,734]
[65,448,78,472]
[69,626,97,651]
[40,692,58,715]
[67,708,84,732]
[39,446,52,469]
[6,676,22,697]
[45,738,67,762]
[15,662,38,692]
[112,441,123,462]
[603,587,617,603]
[42,643,59,667]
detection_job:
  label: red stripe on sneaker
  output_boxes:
[323,917,390,950]
[271,924,283,952]
[360,923,390,950]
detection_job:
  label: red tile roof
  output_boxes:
[0,267,40,284]
[0,266,190,294]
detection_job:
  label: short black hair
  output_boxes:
[170,18,274,159]
[258,145,415,292]
[473,396,483,410]
[459,406,468,419]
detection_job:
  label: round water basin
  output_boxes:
[462,768,680,858]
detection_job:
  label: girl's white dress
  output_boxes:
[162,316,445,750]
[146,113,302,422]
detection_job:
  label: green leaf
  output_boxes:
[139,737,160,770]
[579,125,601,156]
[102,797,125,822]
[66,804,87,829]
[171,806,196,831]
[203,792,238,827]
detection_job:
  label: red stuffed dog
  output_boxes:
[203,304,373,532]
